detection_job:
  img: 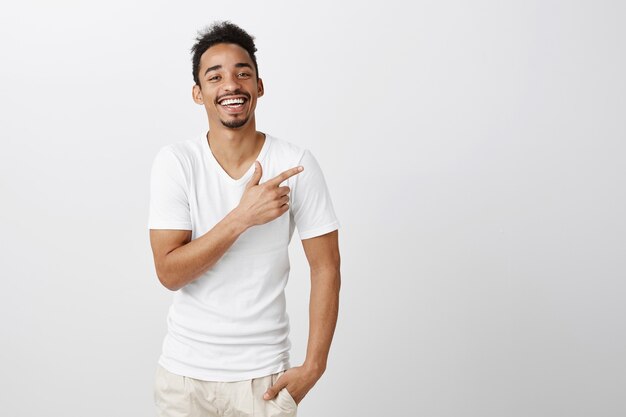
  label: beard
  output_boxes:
[220,116,250,129]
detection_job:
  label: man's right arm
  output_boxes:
[150,209,248,291]
[149,161,303,291]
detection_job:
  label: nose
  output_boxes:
[221,73,242,93]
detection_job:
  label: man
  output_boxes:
[148,21,341,417]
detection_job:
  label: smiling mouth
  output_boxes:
[217,96,248,113]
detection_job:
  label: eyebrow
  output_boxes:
[204,63,254,76]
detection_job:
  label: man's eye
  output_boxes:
[238,72,250,78]
[208,75,220,81]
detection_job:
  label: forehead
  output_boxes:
[199,43,254,72]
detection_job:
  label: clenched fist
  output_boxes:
[235,161,303,229]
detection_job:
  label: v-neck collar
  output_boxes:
[200,131,272,186]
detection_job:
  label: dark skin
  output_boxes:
[150,42,341,406]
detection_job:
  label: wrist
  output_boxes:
[227,208,251,235]
[303,360,326,378]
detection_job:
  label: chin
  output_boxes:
[220,117,250,129]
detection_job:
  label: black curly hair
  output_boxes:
[191,21,259,87]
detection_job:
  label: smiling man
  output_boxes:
[148,21,341,417]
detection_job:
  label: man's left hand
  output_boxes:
[263,363,324,405]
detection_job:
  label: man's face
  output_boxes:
[193,43,263,129]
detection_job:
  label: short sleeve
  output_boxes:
[148,147,192,230]
[291,149,341,240]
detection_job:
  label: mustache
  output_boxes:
[215,90,251,104]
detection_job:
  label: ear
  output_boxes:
[257,78,264,97]
[192,84,204,104]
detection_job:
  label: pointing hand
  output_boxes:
[235,161,303,228]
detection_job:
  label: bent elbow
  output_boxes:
[156,270,182,292]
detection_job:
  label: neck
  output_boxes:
[206,120,264,167]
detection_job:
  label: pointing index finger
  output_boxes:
[267,166,304,187]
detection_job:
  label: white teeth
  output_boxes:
[220,98,245,105]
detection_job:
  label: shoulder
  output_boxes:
[153,134,204,170]
[265,134,307,164]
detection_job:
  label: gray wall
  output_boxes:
[1,1,624,416]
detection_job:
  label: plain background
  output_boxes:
[1,1,625,416]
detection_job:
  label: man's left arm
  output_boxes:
[263,229,341,404]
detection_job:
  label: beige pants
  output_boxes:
[154,364,298,417]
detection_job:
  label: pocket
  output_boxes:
[280,387,298,408]
[154,365,189,410]
[154,365,166,395]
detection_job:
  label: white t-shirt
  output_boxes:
[148,131,340,382]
